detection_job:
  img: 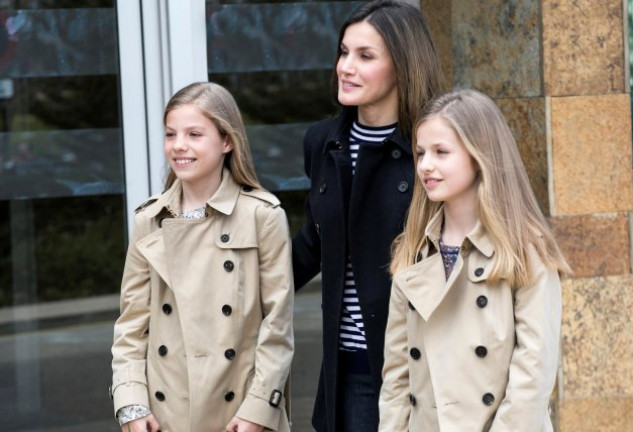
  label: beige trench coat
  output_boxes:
[379,211,561,432]
[111,170,294,432]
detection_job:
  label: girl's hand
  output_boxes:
[121,414,160,432]
[225,416,265,432]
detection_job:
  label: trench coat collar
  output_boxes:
[422,208,494,259]
[321,107,411,156]
[397,209,495,321]
[142,168,240,219]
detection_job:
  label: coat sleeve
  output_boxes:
[489,245,562,431]
[111,217,151,415]
[236,204,295,430]
[379,277,411,432]
[292,125,323,290]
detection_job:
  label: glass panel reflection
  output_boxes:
[0,1,124,430]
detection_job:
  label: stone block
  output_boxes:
[558,396,633,432]
[550,213,630,278]
[452,0,541,97]
[497,97,548,215]
[550,94,633,215]
[542,0,626,96]
[421,0,453,87]
[561,275,633,400]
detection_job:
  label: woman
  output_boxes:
[292,1,444,430]
[111,82,294,432]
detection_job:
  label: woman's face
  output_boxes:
[336,21,398,125]
[164,104,232,189]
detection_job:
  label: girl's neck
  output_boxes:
[441,201,478,247]
[180,174,222,211]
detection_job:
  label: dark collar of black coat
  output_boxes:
[321,106,412,156]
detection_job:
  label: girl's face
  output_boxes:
[416,116,479,207]
[164,104,233,189]
[336,21,398,123]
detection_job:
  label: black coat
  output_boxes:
[292,108,415,431]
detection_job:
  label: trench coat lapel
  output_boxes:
[137,229,172,287]
[398,253,455,322]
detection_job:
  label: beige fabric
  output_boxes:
[112,170,294,432]
[380,211,561,432]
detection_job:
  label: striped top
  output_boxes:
[339,120,397,353]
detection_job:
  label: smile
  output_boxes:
[174,158,195,165]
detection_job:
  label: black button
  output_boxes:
[225,349,236,360]
[409,393,417,406]
[162,304,172,315]
[475,267,484,277]
[222,305,232,316]
[408,302,415,311]
[220,234,230,243]
[410,347,421,360]
[319,183,327,193]
[155,391,165,401]
[314,223,321,235]
[223,260,234,272]
[391,149,402,159]
[475,346,488,358]
[476,295,488,308]
[158,345,168,356]
[224,391,235,401]
[242,185,253,192]
[397,181,409,193]
[482,393,495,406]
[335,141,344,150]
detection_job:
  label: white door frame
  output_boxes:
[116,0,208,238]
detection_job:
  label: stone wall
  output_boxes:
[421,1,633,430]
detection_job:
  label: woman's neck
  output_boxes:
[357,105,398,127]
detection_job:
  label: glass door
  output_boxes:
[0,1,125,430]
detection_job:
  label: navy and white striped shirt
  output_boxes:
[339,120,397,353]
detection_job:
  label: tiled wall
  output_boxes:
[422,0,633,430]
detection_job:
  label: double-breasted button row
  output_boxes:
[476,295,488,308]
[222,304,232,316]
[482,392,495,406]
[224,260,234,272]
[155,391,165,401]
[225,391,235,402]
[158,345,168,356]
[225,349,236,360]
[162,303,172,315]
[474,267,484,277]
[397,181,409,193]
[220,234,230,243]
[409,393,417,406]
[410,347,421,360]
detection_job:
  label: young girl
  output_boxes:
[111,82,294,432]
[292,1,443,430]
[379,89,570,431]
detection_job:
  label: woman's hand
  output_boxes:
[121,414,160,432]
[225,416,265,432]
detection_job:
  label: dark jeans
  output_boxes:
[338,372,379,432]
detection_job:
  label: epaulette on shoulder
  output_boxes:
[135,196,159,214]
[239,185,280,207]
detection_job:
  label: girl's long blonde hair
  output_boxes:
[163,82,261,191]
[391,89,570,286]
